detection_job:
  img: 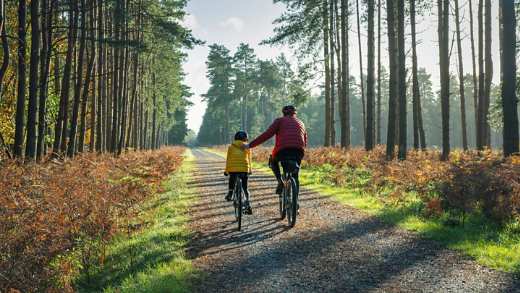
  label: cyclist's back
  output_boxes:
[247,105,307,194]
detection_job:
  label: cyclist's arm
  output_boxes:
[249,119,280,148]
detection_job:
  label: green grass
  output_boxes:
[75,150,199,292]
[207,147,520,273]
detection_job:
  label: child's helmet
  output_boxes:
[234,131,248,141]
[282,105,296,116]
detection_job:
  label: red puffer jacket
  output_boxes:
[249,115,307,156]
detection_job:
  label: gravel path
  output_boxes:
[187,148,519,292]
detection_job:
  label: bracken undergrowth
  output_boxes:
[0,147,185,292]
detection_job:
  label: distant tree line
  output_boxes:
[0,0,198,161]
[197,43,308,145]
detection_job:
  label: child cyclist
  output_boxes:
[224,131,253,215]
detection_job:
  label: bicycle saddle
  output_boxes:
[281,160,300,173]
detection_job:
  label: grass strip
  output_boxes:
[76,150,199,292]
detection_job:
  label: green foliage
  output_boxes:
[197,44,308,145]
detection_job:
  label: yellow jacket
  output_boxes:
[225,140,252,173]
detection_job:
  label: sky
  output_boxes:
[183,0,291,133]
[182,1,501,134]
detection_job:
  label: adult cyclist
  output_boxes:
[244,105,307,194]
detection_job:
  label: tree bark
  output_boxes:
[468,0,479,146]
[0,0,8,101]
[25,0,41,160]
[438,0,450,160]
[397,0,406,159]
[500,0,519,156]
[37,0,53,160]
[67,0,86,157]
[386,0,397,160]
[14,0,27,158]
[483,0,492,147]
[455,0,468,150]
[356,0,366,141]
[80,2,96,153]
[366,0,375,150]
[323,0,332,146]
[53,1,78,154]
[476,0,485,150]
[340,0,350,148]
[376,0,381,145]
[329,0,336,145]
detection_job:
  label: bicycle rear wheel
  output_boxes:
[287,176,298,227]
[233,178,243,231]
[279,181,286,220]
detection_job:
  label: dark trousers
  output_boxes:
[270,148,304,184]
[228,172,249,197]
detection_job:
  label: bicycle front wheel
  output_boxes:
[234,179,243,231]
[287,177,298,227]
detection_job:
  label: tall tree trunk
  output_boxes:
[67,0,86,157]
[455,0,468,150]
[356,0,366,141]
[334,0,342,145]
[386,0,397,160]
[37,0,53,160]
[476,0,485,149]
[438,0,450,160]
[340,0,350,148]
[53,1,77,154]
[376,0,381,145]
[410,0,425,150]
[329,0,336,145]
[14,0,27,158]
[95,0,104,152]
[323,0,332,146]
[468,0,478,147]
[151,73,157,150]
[80,2,96,153]
[89,2,97,152]
[483,0,492,147]
[366,0,375,150]
[0,0,9,100]
[411,0,419,149]
[501,0,519,156]
[25,0,41,160]
[397,0,406,159]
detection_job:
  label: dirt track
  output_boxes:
[187,148,519,293]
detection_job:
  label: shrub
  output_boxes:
[0,147,185,292]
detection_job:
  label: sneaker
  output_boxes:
[225,191,232,201]
[244,201,253,215]
[276,182,283,195]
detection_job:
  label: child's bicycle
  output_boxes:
[278,160,300,228]
[231,175,247,231]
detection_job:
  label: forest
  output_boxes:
[1,0,520,292]
[198,0,520,160]
[0,0,197,161]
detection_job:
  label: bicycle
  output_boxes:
[231,175,246,231]
[278,160,300,228]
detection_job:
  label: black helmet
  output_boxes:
[234,130,248,141]
[282,105,296,116]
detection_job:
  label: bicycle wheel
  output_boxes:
[233,178,243,231]
[287,176,298,227]
[279,179,286,220]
